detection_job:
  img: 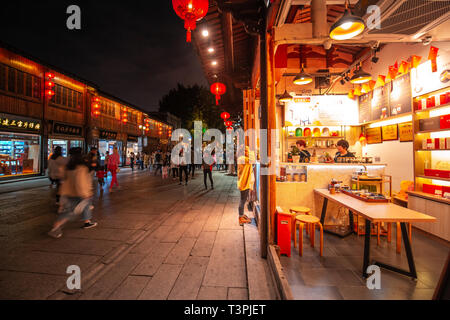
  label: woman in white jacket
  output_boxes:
[48,147,97,238]
[47,146,67,204]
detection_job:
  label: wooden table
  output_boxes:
[314,188,436,279]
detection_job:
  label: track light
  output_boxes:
[340,78,346,85]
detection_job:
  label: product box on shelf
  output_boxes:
[440,114,450,129]
[423,184,443,196]
[419,117,441,131]
[440,138,446,149]
[446,138,450,149]
[424,169,440,177]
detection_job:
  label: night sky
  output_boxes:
[0,0,208,112]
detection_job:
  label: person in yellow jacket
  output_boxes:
[237,146,255,226]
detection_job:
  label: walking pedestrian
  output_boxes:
[108,147,120,192]
[130,152,135,171]
[202,148,214,190]
[96,165,105,189]
[154,150,162,176]
[104,151,110,177]
[139,152,145,170]
[189,148,195,179]
[178,148,188,186]
[48,147,97,238]
[237,146,254,226]
[143,152,149,169]
[47,146,68,204]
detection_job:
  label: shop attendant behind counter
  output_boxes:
[334,139,355,162]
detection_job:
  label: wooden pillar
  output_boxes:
[267,31,277,245]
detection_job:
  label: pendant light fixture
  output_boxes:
[329,0,365,41]
[279,76,293,103]
[350,63,372,84]
[293,45,313,85]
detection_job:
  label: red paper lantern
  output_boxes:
[220,112,230,120]
[211,82,226,105]
[45,72,55,98]
[172,0,209,42]
[224,121,233,127]
[226,126,233,131]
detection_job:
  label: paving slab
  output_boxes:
[132,242,176,276]
[227,288,249,300]
[108,276,150,300]
[197,286,228,300]
[202,229,247,288]
[138,264,183,300]
[168,256,209,300]
[191,232,217,257]
[164,237,197,265]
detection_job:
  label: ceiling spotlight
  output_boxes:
[371,56,379,63]
[202,29,209,37]
[350,67,372,84]
[340,78,346,85]
[208,47,215,53]
[211,61,217,66]
[344,74,350,82]
[422,35,432,46]
[329,0,365,40]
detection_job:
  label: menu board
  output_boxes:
[389,73,412,116]
[382,124,398,141]
[399,122,413,142]
[371,86,389,120]
[366,127,382,144]
[358,93,371,124]
[411,54,450,98]
[285,95,359,126]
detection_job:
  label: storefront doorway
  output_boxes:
[98,140,123,166]
[0,113,42,179]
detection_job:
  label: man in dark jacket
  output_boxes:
[85,147,100,172]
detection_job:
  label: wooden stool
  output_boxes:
[294,215,323,257]
[290,207,311,240]
[354,214,391,246]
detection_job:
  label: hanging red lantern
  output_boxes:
[172,0,209,42]
[210,82,226,105]
[220,111,230,120]
[226,126,233,131]
[224,120,233,127]
[92,97,100,117]
[45,72,55,98]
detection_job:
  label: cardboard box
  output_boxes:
[419,117,441,131]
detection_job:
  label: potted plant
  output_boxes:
[291,145,300,163]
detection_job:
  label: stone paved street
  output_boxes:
[0,169,277,300]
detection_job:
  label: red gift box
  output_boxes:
[443,186,450,196]
[437,170,450,178]
[440,94,447,106]
[423,184,442,195]
[427,96,436,108]
[440,114,450,129]
[424,169,440,177]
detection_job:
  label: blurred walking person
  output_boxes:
[47,146,67,205]
[104,151,110,177]
[130,152,135,171]
[48,148,97,238]
[108,147,120,192]
[178,148,188,186]
[202,149,214,190]
[237,146,254,226]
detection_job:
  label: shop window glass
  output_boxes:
[68,90,73,108]
[55,84,62,105]
[8,68,16,93]
[0,64,6,91]
[17,70,24,95]
[25,74,32,97]
[32,76,41,99]
[62,87,68,106]
[0,132,41,177]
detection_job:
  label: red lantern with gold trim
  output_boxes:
[172,0,209,42]
[211,82,226,105]
[220,112,230,120]
[224,121,233,127]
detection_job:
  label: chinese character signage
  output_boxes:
[100,130,118,140]
[53,122,83,136]
[0,113,41,132]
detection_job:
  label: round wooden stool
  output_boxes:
[294,215,323,257]
[290,207,311,239]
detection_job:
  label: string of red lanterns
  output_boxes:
[92,97,100,117]
[172,0,209,42]
[45,72,55,98]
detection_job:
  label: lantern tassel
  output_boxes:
[216,95,219,105]
[186,30,191,43]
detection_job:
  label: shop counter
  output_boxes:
[314,188,436,279]
[276,163,386,225]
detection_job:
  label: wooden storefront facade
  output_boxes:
[0,44,173,180]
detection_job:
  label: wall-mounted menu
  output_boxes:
[359,93,371,124]
[371,85,389,120]
[389,73,412,116]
